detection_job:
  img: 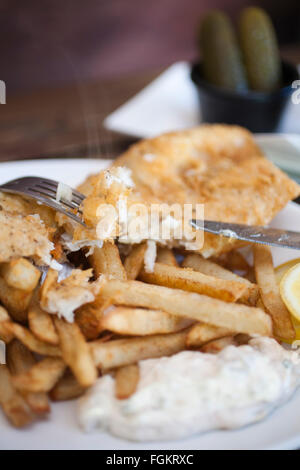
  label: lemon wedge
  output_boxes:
[275,258,300,284]
[275,259,300,343]
[280,262,300,324]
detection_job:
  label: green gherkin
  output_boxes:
[198,10,248,91]
[239,7,281,92]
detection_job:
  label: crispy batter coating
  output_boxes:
[0,193,56,227]
[0,211,54,264]
[81,125,300,257]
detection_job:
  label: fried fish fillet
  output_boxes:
[80,125,300,257]
[0,193,56,227]
[0,211,54,265]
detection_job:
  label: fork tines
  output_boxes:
[0,176,87,226]
[29,178,84,211]
[4,177,84,211]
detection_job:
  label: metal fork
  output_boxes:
[0,176,86,226]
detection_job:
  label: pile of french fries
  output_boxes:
[0,234,294,429]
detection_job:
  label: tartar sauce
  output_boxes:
[78,337,300,441]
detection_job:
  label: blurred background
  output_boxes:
[0,0,300,162]
[1,0,300,92]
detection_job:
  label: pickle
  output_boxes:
[239,7,281,92]
[198,10,248,91]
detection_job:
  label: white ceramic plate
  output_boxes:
[1,158,300,450]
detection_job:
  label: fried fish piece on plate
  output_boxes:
[80,125,300,257]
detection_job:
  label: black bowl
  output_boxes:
[190,60,299,133]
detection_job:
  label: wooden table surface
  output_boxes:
[1,46,300,163]
[0,68,164,163]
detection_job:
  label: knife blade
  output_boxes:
[190,220,300,250]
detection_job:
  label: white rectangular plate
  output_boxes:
[103,61,300,139]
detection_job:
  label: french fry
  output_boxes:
[200,336,235,354]
[90,330,188,371]
[75,297,110,341]
[50,371,85,401]
[40,268,58,303]
[19,390,49,416]
[90,242,127,280]
[244,266,256,284]
[253,244,295,339]
[2,322,61,357]
[156,247,178,266]
[0,365,34,428]
[256,296,266,311]
[182,253,258,304]
[115,364,140,399]
[0,306,13,343]
[6,340,50,414]
[186,323,233,348]
[12,357,66,393]
[234,333,251,346]
[139,262,249,303]
[98,332,116,343]
[0,277,32,323]
[54,317,97,387]
[101,306,193,336]
[124,243,147,280]
[28,297,59,345]
[0,324,13,344]
[222,250,250,272]
[101,279,272,337]
[0,258,41,292]
[6,340,37,375]
[0,305,10,322]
